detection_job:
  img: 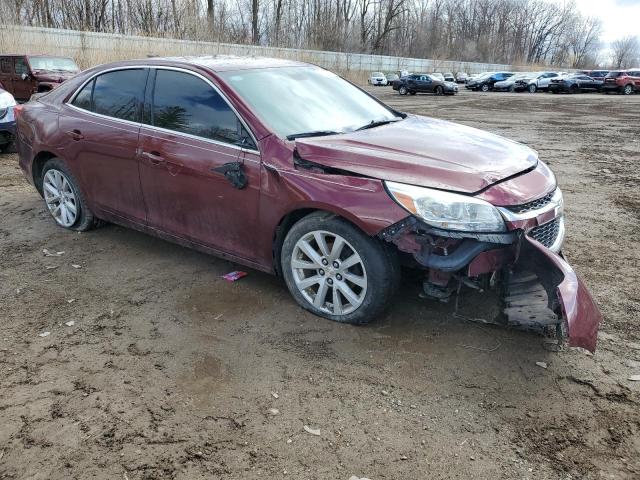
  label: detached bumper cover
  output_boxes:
[522,237,601,352]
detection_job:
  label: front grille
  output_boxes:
[506,190,555,214]
[528,218,560,248]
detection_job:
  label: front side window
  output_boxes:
[14,58,28,75]
[92,69,146,121]
[150,69,251,147]
[220,66,398,139]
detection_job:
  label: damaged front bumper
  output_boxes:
[380,208,601,352]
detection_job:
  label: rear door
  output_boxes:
[59,68,148,223]
[138,68,261,261]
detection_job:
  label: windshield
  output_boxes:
[29,56,79,72]
[221,67,398,139]
[512,73,532,79]
[372,72,384,77]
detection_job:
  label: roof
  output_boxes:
[105,55,311,72]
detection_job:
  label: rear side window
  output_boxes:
[0,58,11,73]
[150,69,248,146]
[92,69,146,122]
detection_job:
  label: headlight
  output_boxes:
[385,181,506,232]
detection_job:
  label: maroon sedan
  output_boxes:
[15,57,601,351]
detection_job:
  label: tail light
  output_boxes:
[13,104,24,121]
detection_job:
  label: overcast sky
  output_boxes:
[576,0,640,44]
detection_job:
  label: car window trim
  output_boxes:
[66,65,260,155]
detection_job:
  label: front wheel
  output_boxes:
[399,85,408,95]
[434,86,444,95]
[281,213,399,324]
[528,84,537,93]
[623,84,633,95]
[41,158,98,231]
[480,84,489,92]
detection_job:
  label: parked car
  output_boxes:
[14,57,601,351]
[548,74,603,93]
[493,72,533,92]
[0,55,80,102]
[0,88,16,153]
[601,69,640,95]
[455,72,469,83]
[368,72,388,86]
[393,74,458,95]
[579,70,609,80]
[386,73,400,86]
[466,72,514,92]
[430,73,445,82]
[441,72,455,82]
[514,71,564,93]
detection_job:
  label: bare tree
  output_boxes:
[611,35,640,69]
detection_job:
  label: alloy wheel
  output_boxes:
[399,86,407,95]
[290,230,367,315]
[43,169,78,227]
[528,84,536,93]
[623,85,633,95]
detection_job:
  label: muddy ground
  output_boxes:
[1,88,639,480]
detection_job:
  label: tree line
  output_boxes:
[5,0,639,68]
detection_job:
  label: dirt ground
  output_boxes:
[1,87,639,480]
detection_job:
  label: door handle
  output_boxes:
[142,151,165,165]
[66,129,84,141]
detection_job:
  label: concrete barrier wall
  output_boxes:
[0,24,515,76]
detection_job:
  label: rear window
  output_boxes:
[606,71,624,78]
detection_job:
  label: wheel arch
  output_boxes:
[32,150,58,196]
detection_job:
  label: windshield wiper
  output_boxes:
[355,118,401,131]
[286,130,341,141]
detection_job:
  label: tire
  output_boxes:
[0,141,15,154]
[508,86,515,92]
[281,212,400,325]
[623,84,633,95]
[41,158,98,231]
[434,86,444,96]
[399,85,408,95]
[409,91,417,95]
[528,84,537,93]
[570,85,579,94]
[480,84,489,92]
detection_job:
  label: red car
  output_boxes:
[601,69,640,95]
[0,54,80,102]
[14,57,601,351]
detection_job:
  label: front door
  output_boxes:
[138,68,261,261]
[58,68,148,224]
[13,57,35,101]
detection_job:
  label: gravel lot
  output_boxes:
[1,88,639,480]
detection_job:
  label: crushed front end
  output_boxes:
[380,186,601,352]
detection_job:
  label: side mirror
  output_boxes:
[21,73,29,81]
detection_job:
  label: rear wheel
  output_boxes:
[409,91,417,95]
[281,213,399,325]
[434,86,444,96]
[41,158,98,231]
[623,84,633,95]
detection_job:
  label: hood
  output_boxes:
[294,115,538,194]
[32,71,77,83]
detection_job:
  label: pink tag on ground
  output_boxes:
[223,271,248,282]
